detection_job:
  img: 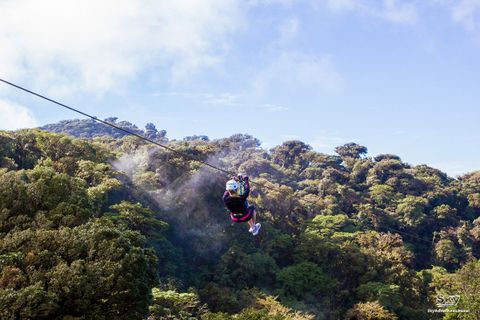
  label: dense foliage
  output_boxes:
[1,123,480,319]
[39,118,167,141]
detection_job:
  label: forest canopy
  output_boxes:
[1,119,479,319]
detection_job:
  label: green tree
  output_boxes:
[278,262,335,300]
[441,260,480,320]
[394,196,428,229]
[345,301,398,320]
[335,143,368,160]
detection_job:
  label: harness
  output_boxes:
[232,212,246,217]
[230,176,248,217]
[230,201,249,218]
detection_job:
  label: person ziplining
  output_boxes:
[223,174,261,236]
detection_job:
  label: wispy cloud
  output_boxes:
[262,103,290,112]
[160,92,291,112]
[252,51,344,96]
[0,100,37,130]
[278,17,300,43]
[321,0,419,25]
[162,92,242,106]
[0,0,243,96]
[247,0,294,6]
[450,0,480,32]
[310,133,352,152]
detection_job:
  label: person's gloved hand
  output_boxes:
[238,173,247,180]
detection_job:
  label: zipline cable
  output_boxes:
[0,78,309,200]
[0,78,232,175]
[0,78,433,244]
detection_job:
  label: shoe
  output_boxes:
[252,223,261,236]
[248,226,254,233]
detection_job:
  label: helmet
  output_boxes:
[226,179,239,191]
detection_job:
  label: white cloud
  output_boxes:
[451,0,480,31]
[382,1,419,24]
[247,0,294,6]
[201,93,242,106]
[322,0,419,25]
[0,100,37,130]
[310,135,351,152]
[324,0,357,11]
[0,0,242,96]
[430,0,480,40]
[278,17,300,43]
[165,91,242,106]
[262,103,290,112]
[252,51,343,96]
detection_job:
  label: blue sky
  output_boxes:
[0,0,479,176]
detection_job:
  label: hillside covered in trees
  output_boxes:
[39,118,167,141]
[1,120,480,319]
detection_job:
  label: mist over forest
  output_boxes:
[1,118,479,319]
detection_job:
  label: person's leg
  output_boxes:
[246,207,256,230]
[251,209,261,235]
